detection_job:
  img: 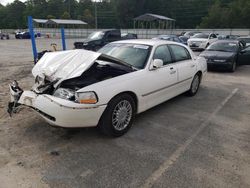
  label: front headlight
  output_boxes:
[53,88,75,101]
[75,91,98,104]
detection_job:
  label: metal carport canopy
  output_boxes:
[46,19,87,25]
[134,13,175,22]
[133,13,176,30]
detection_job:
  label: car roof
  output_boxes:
[111,39,180,46]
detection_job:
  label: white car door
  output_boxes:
[168,44,196,92]
[141,45,178,110]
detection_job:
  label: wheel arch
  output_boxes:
[108,91,138,113]
[196,70,202,78]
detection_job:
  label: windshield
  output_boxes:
[207,42,238,52]
[98,43,152,69]
[87,31,104,40]
[192,33,209,39]
[239,38,250,43]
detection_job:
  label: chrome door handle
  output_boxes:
[191,64,195,68]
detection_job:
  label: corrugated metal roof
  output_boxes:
[33,19,48,24]
[134,13,175,21]
[47,19,87,25]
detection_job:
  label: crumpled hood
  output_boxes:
[32,49,101,81]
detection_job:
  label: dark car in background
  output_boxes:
[179,36,188,45]
[152,34,186,45]
[0,32,9,40]
[74,29,122,51]
[199,40,250,72]
[218,35,240,40]
[238,36,250,47]
[15,31,37,39]
[121,33,138,39]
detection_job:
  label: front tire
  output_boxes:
[230,61,236,72]
[98,94,136,137]
[187,74,201,96]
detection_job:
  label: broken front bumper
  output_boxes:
[8,82,107,128]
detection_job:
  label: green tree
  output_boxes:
[82,9,94,26]
[61,11,71,19]
[47,14,56,19]
[4,0,26,28]
[200,0,250,28]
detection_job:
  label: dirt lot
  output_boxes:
[0,38,250,188]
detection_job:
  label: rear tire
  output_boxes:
[98,94,136,137]
[187,74,201,96]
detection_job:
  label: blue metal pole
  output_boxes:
[61,27,66,50]
[28,16,38,63]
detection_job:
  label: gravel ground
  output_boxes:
[0,38,250,188]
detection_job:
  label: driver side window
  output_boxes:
[153,45,172,65]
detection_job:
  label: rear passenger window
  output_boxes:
[169,45,191,62]
[153,45,172,65]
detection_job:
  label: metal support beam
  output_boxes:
[61,27,66,51]
[28,16,38,64]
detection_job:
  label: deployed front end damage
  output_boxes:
[8,49,135,128]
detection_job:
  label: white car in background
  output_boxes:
[8,40,207,137]
[188,33,218,50]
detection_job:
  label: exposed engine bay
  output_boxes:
[60,61,134,91]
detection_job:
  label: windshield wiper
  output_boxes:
[208,49,232,52]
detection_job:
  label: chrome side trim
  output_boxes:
[142,77,192,97]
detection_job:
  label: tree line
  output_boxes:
[0,0,249,29]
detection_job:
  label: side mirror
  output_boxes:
[152,59,163,69]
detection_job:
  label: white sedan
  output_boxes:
[8,40,207,137]
[187,33,218,50]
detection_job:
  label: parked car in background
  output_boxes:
[238,36,250,46]
[187,33,218,50]
[74,29,122,51]
[179,31,186,36]
[152,35,186,45]
[218,35,240,40]
[199,40,249,72]
[8,39,207,137]
[121,33,138,39]
[15,31,37,39]
[0,32,9,40]
[184,31,202,38]
[179,36,188,45]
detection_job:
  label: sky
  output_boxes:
[0,0,26,5]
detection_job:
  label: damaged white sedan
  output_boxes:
[8,40,207,136]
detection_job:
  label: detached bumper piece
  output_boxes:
[8,80,23,116]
